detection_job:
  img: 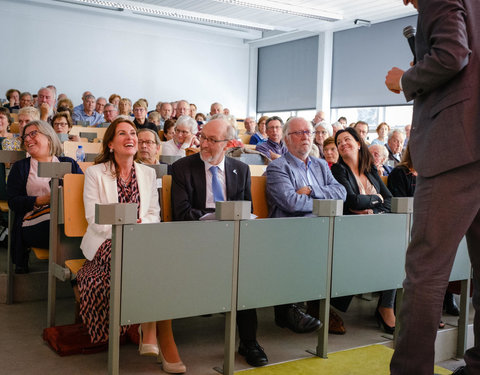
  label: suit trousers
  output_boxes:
[237,309,257,343]
[390,160,480,375]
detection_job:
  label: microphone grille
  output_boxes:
[403,25,416,38]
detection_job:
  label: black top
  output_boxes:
[331,161,392,215]
[133,118,157,132]
[387,165,416,198]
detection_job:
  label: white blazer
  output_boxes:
[80,161,160,260]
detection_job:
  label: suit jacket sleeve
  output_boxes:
[171,158,207,221]
[331,163,388,213]
[402,0,470,101]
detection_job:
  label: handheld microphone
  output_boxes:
[403,25,416,64]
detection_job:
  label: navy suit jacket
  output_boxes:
[171,153,251,221]
[266,152,346,218]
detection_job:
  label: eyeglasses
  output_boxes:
[22,129,39,141]
[199,134,229,144]
[53,122,68,127]
[288,130,314,137]
[138,140,156,146]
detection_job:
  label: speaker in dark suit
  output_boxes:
[386,1,480,374]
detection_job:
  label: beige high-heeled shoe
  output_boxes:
[157,348,186,374]
[138,326,159,356]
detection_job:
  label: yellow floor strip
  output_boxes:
[238,345,452,375]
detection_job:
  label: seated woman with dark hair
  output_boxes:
[249,115,268,145]
[323,137,339,168]
[331,127,396,334]
[77,118,185,373]
[161,119,176,142]
[7,120,83,273]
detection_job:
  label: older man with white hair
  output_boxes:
[369,143,391,176]
[37,87,56,122]
[386,129,406,166]
[161,115,199,157]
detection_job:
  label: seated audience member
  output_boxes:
[95,97,107,114]
[57,93,67,102]
[195,113,206,130]
[133,99,157,132]
[337,116,347,126]
[312,110,325,126]
[370,122,390,146]
[56,97,74,114]
[108,93,121,108]
[170,101,178,118]
[76,118,185,373]
[387,146,459,323]
[331,127,395,334]
[208,102,223,120]
[0,107,12,139]
[161,119,176,142]
[404,124,411,148]
[19,92,33,109]
[118,97,133,117]
[313,122,333,159]
[52,111,80,142]
[323,137,339,168]
[369,144,391,176]
[331,121,344,136]
[223,108,230,115]
[136,128,161,165]
[353,121,370,145]
[171,117,267,367]
[72,94,104,126]
[175,100,190,119]
[72,91,91,115]
[148,111,161,127]
[266,117,346,335]
[162,115,199,157]
[189,103,197,119]
[158,102,173,130]
[3,106,40,151]
[7,120,83,273]
[4,89,20,112]
[37,87,56,122]
[102,103,118,124]
[256,116,287,160]
[249,116,268,145]
[244,117,256,135]
[385,129,405,166]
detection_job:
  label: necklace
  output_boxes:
[119,171,132,187]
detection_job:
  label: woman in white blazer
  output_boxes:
[77,118,185,374]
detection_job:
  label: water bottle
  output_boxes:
[76,145,85,162]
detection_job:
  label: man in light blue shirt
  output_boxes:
[72,94,104,126]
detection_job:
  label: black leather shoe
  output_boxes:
[444,292,460,316]
[238,340,268,367]
[275,304,322,333]
[451,366,467,375]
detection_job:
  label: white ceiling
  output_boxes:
[48,0,417,41]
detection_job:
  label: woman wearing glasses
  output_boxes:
[52,111,80,142]
[331,127,395,334]
[7,120,83,273]
[161,115,199,157]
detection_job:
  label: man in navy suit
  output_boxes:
[171,116,267,367]
[386,0,480,374]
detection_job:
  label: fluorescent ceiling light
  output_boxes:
[52,0,281,31]
[213,0,343,22]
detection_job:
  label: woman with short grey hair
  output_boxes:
[162,115,199,157]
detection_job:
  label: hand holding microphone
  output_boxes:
[385,25,416,93]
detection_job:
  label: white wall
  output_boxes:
[0,0,250,116]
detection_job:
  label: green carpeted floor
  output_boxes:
[238,344,452,375]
